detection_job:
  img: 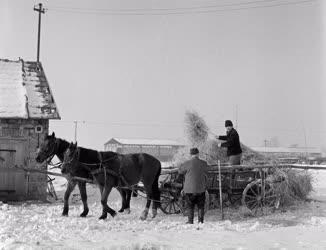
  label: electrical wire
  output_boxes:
[46,0,317,16]
[48,0,296,12]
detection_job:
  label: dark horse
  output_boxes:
[61,142,161,220]
[35,132,133,217]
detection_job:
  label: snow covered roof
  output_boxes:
[105,138,184,146]
[251,146,321,154]
[0,58,60,119]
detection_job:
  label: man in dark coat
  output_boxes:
[178,148,208,224]
[217,120,242,165]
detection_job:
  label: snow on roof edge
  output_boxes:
[105,138,185,146]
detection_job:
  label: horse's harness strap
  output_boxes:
[88,153,130,188]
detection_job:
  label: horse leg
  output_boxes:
[140,185,152,220]
[124,189,132,214]
[77,181,89,217]
[62,180,77,216]
[99,183,117,220]
[117,187,126,213]
[151,171,161,218]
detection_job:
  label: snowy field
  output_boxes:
[2,169,326,249]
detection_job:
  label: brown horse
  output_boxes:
[35,133,133,217]
[61,142,161,220]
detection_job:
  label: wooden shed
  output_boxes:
[0,58,60,201]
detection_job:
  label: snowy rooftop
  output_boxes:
[105,138,184,146]
[252,146,321,154]
[0,58,60,119]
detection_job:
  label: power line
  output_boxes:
[49,120,326,134]
[48,0,292,12]
[47,0,317,16]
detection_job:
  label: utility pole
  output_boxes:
[235,104,238,130]
[74,121,78,143]
[34,3,45,63]
[74,121,85,143]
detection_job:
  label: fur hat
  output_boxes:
[225,120,233,127]
[190,147,199,155]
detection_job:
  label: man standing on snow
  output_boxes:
[217,120,242,165]
[178,148,208,224]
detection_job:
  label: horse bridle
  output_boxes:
[41,138,60,166]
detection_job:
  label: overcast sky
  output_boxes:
[0,0,323,150]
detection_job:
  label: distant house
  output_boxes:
[251,146,322,163]
[104,138,184,162]
[0,58,60,201]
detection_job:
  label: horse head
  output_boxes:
[61,141,79,175]
[36,132,58,163]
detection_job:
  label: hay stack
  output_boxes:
[184,110,209,147]
[272,168,313,205]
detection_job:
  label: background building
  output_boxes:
[251,146,323,164]
[104,138,184,162]
[0,58,60,201]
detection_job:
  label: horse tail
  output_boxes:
[152,160,161,209]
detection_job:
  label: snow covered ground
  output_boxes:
[2,170,326,249]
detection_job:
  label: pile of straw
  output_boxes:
[184,110,209,147]
[271,168,314,205]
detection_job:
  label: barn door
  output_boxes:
[0,149,15,168]
[0,139,28,199]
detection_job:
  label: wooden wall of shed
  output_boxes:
[0,119,49,201]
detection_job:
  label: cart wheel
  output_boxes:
[159,190,185,215]
[242,179,278,215]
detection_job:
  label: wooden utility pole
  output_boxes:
[74,121,85,143]
[34,3,45,63]
[235,104,238,130]
[74,121,78,143]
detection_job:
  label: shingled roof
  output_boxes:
[0,58,60,119]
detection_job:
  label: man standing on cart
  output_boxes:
[178,148,208,224]
[217,120,242,166]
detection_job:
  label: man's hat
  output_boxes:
[190,147,199,155]
[225,120,233,127]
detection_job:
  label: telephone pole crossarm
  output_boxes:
[33,3,45,64]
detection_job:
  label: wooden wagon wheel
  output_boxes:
[242,179,279,215]
[159,190,185,215]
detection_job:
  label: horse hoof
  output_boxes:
[125,208,131,214]
[99,215,107,220]
[80,213,87,217]
[152,209,157,218]
[111,211,117,218]
[140,210,148,220]
[118,208,124,213]
[62,213,68,217]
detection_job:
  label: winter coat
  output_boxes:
[178,157,208,194]
[218,128,242,156]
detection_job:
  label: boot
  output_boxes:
[187,208,194,224]
[198,208,204,223]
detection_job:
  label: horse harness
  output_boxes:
[75,148,131,189]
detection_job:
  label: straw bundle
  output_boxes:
[184,110,210,146]
[272,168,313,205]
